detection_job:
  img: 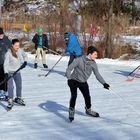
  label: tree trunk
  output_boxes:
[60,10,64,33]
[105,0,114,58]
[0,1,2,26]
[131,0,136,26]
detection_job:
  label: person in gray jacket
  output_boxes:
[66,46,110,122]
[4,39,27,110]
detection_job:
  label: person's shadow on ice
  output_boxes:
[39,100,85,122]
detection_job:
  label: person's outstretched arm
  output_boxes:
[92,62,110,90]
[92,62,106,84]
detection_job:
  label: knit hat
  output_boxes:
[64,33,69,39]
[37,27,43,33]
[0,27,4,35]
[87,46,98,55]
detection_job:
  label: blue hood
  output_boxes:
[65,34,81,56]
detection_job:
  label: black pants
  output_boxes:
[68,79,91,109]
[0,65,7,92]
[68,55,76,66]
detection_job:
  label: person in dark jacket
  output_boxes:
[64,33,82,66]
[32,27,48,69]
[0,27,11,100]
[66,46,110,122]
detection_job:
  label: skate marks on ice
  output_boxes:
[38,69,66,77]
[101,116,140,129]
[26,62,66,77]
[0,101,8,111]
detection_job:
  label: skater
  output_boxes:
[89,24,96,37]
[64,33,82,66]
[66,46,110,122]
[4,39,27,110]
[32,27,48,69]
[0,27,11,100]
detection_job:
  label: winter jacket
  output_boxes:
[66,55,106,84]
[65,34,82,57]
[4,48,27,74]
[0,35,11,65]
[32,34,48,50]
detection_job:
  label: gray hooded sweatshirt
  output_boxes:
[66,55,106,84]
[4,48,27,74]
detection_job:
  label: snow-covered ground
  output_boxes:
[122,35,140,51]
[0,54,140,140]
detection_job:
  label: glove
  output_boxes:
[103,83,110,90]
[5,73,9,79]
[43,46,47,50]
[21,61,27,69]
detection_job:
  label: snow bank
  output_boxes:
[28,53,140,68]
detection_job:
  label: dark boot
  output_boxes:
[43,64,48,68]
[14,97,26,106]
[85,107,100,117]
[7,99,14,110]
[34,63,37,69]
[69,107,75,122]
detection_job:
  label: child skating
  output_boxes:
[4,39,27,110]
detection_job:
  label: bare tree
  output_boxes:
[105,0,114,58]
[0,1,1,25]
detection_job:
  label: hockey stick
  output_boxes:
[126,67,140,82]
[0,66,22,86]
[45,55,63,77]
[47,48,60,55]
[128,65,140,76]
[38,55,64,77]
[110,88,140,117]
[42,47,60,55]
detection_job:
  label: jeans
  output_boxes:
[0,64,7,91]
[8,72,22,99]
[68,79,91,109]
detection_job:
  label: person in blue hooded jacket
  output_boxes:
[64,33,82,66]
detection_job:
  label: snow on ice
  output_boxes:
[0,54,140,140]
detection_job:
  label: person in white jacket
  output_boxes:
[4,39,27,110]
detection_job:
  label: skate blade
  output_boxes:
[87,113,100,117]
[69,118,74,122]
[38,74,45,77]
[7,107,13,111]
[14,102,26,106]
